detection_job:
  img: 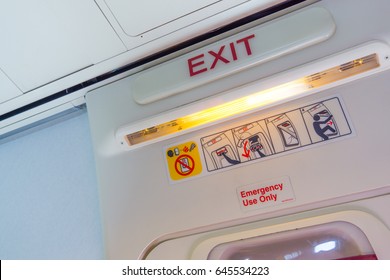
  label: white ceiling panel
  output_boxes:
[96,0,288,50]
[0,69,22,104]
[0,0,126,92]
[104,0,222,36]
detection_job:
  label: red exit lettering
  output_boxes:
[187,34,255,77]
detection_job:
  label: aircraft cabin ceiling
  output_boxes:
[0,0,312,138]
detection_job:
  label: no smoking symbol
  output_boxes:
[174,155,195,176]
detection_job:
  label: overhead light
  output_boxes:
[119,52,379,148]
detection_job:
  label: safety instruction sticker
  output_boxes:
[164,97,352,183]
[165,141,203,181]
[237,176,295,212]
[200,97,352,172]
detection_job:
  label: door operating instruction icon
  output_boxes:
[200,97,352,172]
[164,97,352,183]
[166,141,202,181]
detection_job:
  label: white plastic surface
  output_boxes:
[132,7,335,104]
[96,0,290,50]
[0,0,126,92]
[104,0,223,36]
[0,69,21,104]
[86,0,390,260]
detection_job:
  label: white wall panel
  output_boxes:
[0,113,102,259]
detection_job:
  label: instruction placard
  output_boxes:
[200,97,352,172]
[164,97,352,183]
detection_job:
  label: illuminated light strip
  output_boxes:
[121,53,379,147]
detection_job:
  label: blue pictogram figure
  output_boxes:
[313,114,336,140]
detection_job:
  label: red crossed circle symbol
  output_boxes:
[174,155,195,176]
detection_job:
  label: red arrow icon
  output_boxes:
[242,140,251,158]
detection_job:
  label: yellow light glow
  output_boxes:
[245,80,309,106]
[125,53,379,146]
[180,79,308,128]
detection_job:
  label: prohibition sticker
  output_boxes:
[166,141,202,181]
[175,155,195,176]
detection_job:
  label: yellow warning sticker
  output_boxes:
[165,141,202,181]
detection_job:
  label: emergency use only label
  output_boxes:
[237,176,295,212]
